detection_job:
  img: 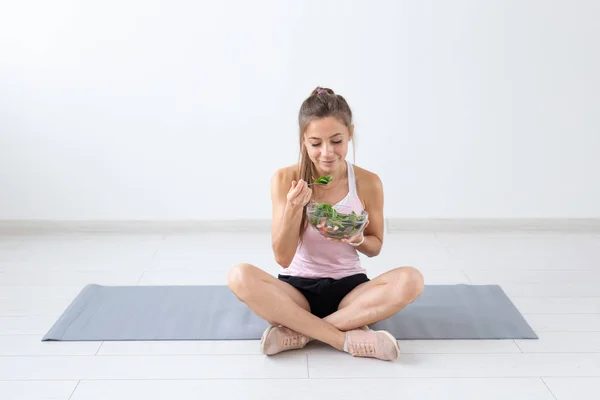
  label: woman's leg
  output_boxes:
[323,266,425,331]
[227,263,346,351]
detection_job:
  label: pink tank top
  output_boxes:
[280,160,367,280]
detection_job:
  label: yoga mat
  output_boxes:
[42,284,538,341]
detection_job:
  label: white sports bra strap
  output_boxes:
[346,160,358,197]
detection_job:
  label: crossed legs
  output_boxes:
[227,263,424,356]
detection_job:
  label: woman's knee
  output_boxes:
[394,266,424,303]
[227,263,259,298]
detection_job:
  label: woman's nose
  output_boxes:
[321,143,333,155]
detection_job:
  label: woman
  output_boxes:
[228,87,424,361]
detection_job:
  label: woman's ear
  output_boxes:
[349,124,355,141]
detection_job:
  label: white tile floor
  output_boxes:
[1,230,599,399]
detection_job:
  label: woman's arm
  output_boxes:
[270,167,311,267]
[352,171,385,257]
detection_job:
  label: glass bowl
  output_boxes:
[306,202,369,239]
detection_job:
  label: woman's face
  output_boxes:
[303,116,353,176]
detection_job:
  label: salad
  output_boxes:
[312,174,333,185]
[308,202,368,239]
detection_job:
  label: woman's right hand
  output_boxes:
[286,179,312,209]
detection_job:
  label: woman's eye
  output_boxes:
[310,140,341,147]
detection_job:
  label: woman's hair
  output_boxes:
[296,86,355,240]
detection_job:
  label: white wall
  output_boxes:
[1,0,599,220]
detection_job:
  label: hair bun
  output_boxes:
[311,87,335,96]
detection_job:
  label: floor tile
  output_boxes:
[516,332,600,353]
[0,260,151,273]
[0,354,308,380]
[398,339,522,354]
[0,286,85,300]
[17,234,158,252]
[0,270,144,286]
[500,283,600,297]
[0,237,23,249]
[510,297,600,314]
[0,335,101,356]
[154,234,273,264]
[0,315,60,334]
[465,269,600,284]
[0,297,74,317]
[138,269,229,285]
[97,340,260,355]
[367,232,454,269]
[70,378,555,400]
[437,232,600,270]
[0,381,77,400]
[308,353,600,378]
[542,377,600,400]
[1,237,159,262]
[523,314,600,332]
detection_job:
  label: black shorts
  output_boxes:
[278,273,370,318]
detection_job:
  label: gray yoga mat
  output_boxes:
[42,284,538,341]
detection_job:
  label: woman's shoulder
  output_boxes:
[351,164,384,211]
[271,163,300,187]
[352,163,383,192]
